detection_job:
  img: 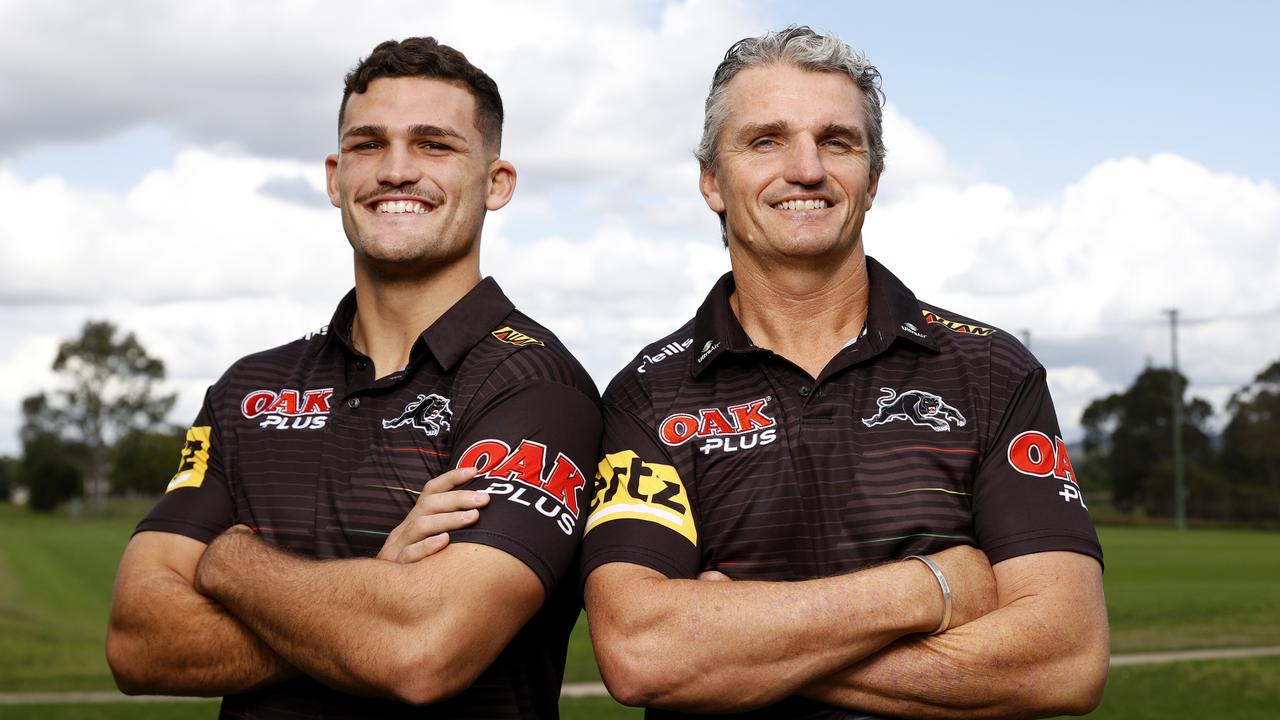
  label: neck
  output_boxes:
[350,255,481,378]
[729,242,870,379]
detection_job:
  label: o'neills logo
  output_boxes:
[241,388,333,430]
[659,397,778,455]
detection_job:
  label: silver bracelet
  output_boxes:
[907,555,952,635]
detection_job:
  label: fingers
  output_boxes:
[419,466,480,498]
[396,532,451,563]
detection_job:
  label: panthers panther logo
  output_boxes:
[861,388,966,432]
[383,393,453,438]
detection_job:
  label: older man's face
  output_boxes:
[700,64,878,262]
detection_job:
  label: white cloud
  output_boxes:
[1,1,1276,456]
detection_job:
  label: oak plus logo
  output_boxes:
[660,397,777,455]
[241,388,333,430]
[458,439,587,535]
[383,394,452,438]
[1007,431,1087,508]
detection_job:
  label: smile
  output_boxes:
[771,199,830,210]
[372,199,432,214]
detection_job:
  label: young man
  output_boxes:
[581,27,1108,719]
[107,38,601,719]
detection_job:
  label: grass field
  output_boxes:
[1,503,1278,718]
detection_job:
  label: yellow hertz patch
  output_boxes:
[166,426,212,492]
[584,450,696,545]
[921,309,996,337]
[491,326,544,347]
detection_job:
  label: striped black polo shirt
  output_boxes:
[581,257,1101,720]
[139,277,602,720]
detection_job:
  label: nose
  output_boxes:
[782,137,826,186]
[376,142,423,187]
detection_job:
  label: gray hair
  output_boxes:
[695,26,886,177]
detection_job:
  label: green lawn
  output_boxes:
[2,503,1278,719]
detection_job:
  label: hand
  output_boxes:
[377,467,490,563]
[921,545,997,631]
[194,524,256,596]
[698,569,733,582]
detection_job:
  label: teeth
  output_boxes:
[773,199,829,210]
[375,200,429,214]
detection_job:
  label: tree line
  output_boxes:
[1,321,1278,525]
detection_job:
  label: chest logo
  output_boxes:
[660,397,778,455]
[241,388,332,430]
[491,326,544,347]
[862,388,966,433]
[383,393,453,437]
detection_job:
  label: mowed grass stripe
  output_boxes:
[1097,526,1280,653]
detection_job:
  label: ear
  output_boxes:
[865,171,879,210]
[700,166,725,214]
[325,153,341,208]
[485,158,517,211]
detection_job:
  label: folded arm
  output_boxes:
[584,544,995,712]
[106,531,296,696]
[801,550,1109,718]
[195,526,543,705]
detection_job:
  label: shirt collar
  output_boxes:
[689,255,936,378]
[324,277,516,371]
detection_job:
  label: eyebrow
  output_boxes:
[340,124,468,143]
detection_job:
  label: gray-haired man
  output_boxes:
[580,26,1108,719]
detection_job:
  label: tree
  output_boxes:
[22,321,176,510]
[1219,359,1280,521]
[0,455,17,502]
[111,428,184,496]
[1080,367,1215,515]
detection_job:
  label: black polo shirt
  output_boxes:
[139,277,602,720]
[581,257,1101,720]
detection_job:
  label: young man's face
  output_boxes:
[326,76,513,275]
[700,64,878,263]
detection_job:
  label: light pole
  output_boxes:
[1164,309,1187,531]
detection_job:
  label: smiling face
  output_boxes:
[700,63,878,264]
[325,76,514,277]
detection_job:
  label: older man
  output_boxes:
[107,37,601,719]
[581,26,1108,719]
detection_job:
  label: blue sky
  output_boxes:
[1,0,1277,455]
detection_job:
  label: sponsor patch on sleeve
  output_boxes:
[166,426,212,492]
[584,450,696,546]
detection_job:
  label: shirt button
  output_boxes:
[347,397,361,409]
[799,385,811,397]
[355,359,368,370]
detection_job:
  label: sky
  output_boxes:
[1,0,1278,456]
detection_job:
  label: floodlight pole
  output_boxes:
[1165,308,1187,531]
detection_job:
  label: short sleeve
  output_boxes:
[135,389,236,544]
[580,403,701,581]
[448,379,603,595]
[972,368,1103,567]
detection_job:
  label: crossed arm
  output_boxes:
[106,468,499,702]
[585,548,1107,717]
[583,545,997,712]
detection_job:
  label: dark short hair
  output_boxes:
[339,37,504,151]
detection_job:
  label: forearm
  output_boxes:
[107,544,295,695]
[802,553,1109,718]
[587,560,943,711]
[196,529,542,704]
[196,530,416,698]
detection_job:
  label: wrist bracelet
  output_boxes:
[907,555,952,635]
